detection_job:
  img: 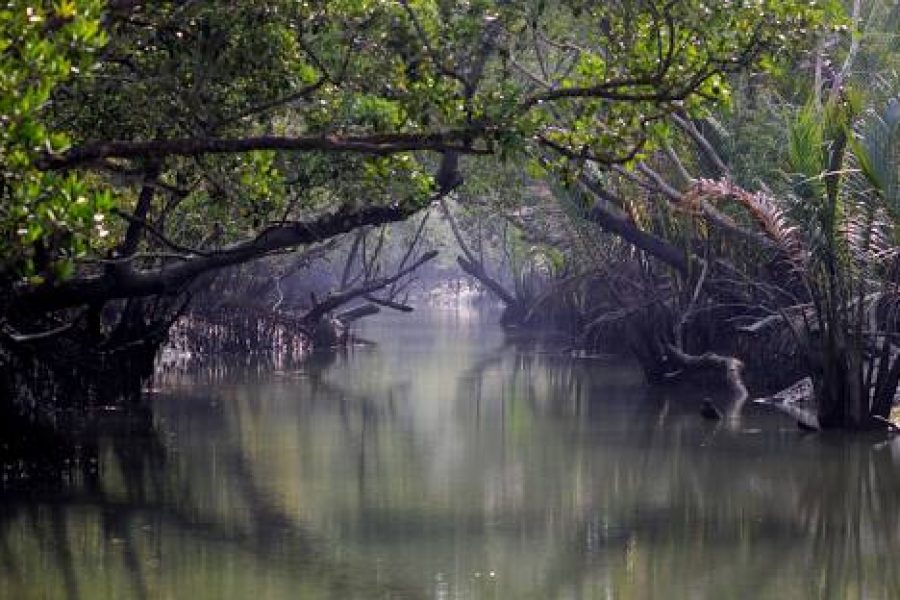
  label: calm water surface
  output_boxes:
[4,309,900,599]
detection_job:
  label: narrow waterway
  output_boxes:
[3,309,900,599]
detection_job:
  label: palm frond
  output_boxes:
[852,96,900,220]
[685,178,809,270]
[787,104,828,202]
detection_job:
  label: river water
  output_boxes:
[4,309,900,599]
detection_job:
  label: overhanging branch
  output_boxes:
[39,130,490,171]
[16,204,421,312]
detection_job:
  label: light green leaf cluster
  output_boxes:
[0,0,107,282]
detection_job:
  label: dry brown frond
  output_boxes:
[685,178,809,270]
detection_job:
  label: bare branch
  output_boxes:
[112,208,212,257]
[670,113,730,176]
[303,250,438,324]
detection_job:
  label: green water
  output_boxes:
[3,309,900,599]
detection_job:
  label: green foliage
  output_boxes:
[0,0,844,297]
[852,98,900,225]
[0,1,107,282]
[511,0,842,164]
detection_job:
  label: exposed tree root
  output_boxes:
[664,344,749,422]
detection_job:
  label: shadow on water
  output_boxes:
[5,309,900,598]
[450,335,900,599]
[0,374,424,599]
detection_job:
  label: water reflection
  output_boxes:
[4,309,900,598]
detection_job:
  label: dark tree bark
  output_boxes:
[14,204,418,314]
[38,131,486,171]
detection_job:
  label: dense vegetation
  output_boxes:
[3,0,900,430]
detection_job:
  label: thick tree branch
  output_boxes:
[456,256,520,308]
[118,163,160,257]
[577,175,691,273]
[38,130,490,171]
[439,194,522,309]
[16,204,422,312]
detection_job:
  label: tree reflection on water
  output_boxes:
[4,312,900,599]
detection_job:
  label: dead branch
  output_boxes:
[302,250,438,324]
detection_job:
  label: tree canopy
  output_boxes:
[1,0,838,312]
